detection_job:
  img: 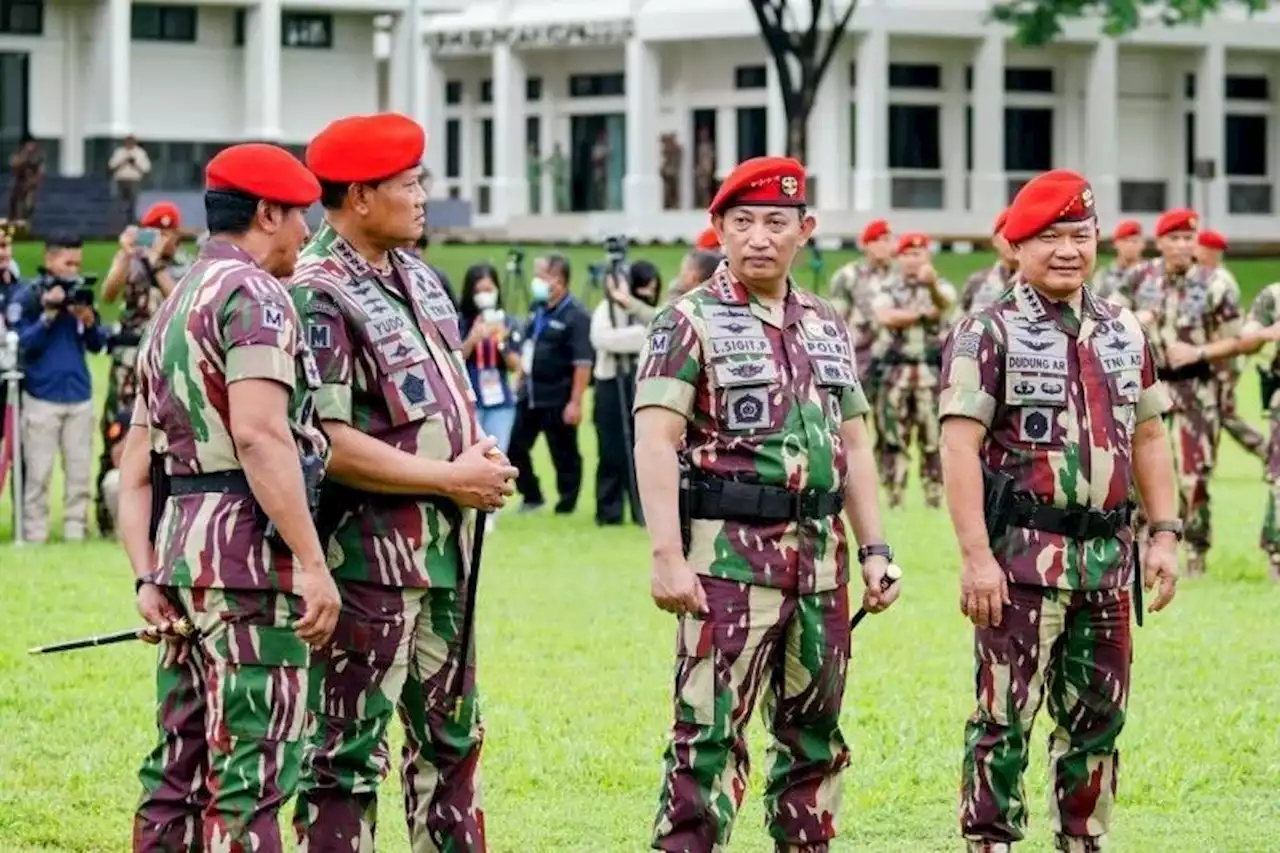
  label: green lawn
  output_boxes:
[1,243,1278,851]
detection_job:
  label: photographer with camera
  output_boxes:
[8,233,108,543]
[590,252,659,526]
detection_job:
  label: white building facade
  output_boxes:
[422,0,1280,242]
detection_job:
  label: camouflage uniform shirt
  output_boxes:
[827,259,897,381]
[1091,261,1136,304]
[939,280,1171,590]
[634,263,871,594]
[872,275,957,383]
[136,239,328,591]
[959,263,1013,315]
[291,222,480,590]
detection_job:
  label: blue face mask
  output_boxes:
[530,277,551,303]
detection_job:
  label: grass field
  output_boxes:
[1,242,1278,852]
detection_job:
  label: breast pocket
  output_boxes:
[713,358,781,435]
[1002,371,1069,448]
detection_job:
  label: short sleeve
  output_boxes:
[1212,272,1243,337]
[1246,284,1279,332]
[1135,330,1172,424]
[220,277,297,389]
[570,308,594,366]
[634,306,702,419]
[293,288,356,424]
[939,316,1001,428]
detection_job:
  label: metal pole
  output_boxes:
[2,330,22,545]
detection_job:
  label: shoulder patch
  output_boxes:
[951,330,982,361]
[261,302,286,332]
[308,322,331,350]
[307,296,342,318]
[650,311,679,333]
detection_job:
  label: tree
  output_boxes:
[749,0,859,163]
[991,0,1270,46]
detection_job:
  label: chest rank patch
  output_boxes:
[1018,406,1055,443]
[400,372,430,406]
[726,386,769,430]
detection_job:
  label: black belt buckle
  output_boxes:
[1063,510,1093,541]
[794,490,820,520]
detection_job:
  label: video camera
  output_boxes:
[37,269,98,310]
[591,235,629,292]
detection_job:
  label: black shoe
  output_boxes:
[554,502,576,515]
[596,517,623,526]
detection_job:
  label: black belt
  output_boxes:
[687,473,843,523]
[1008,497,1130,540]
[169,470,252,497]
[1158,362,1213,382]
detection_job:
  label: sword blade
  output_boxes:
[29,628,146,655]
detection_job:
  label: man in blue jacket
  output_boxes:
[8,233,108,542]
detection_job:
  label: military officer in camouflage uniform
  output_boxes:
[1234,285,1280,581]
[1091,220,1144,303]
[1196,229,1267,461]
[872,232,956,508]
[97,201,184,536]
[289,113,516,853]
[634,156,899,853]
[828,218,896,389]
[958,210,1017,315]
[117,143,341,853]
[939,169,1180,853]
[1121,209,1245,575]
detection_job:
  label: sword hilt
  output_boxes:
[850,563,903,630]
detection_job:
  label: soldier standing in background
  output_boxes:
[872,232,955,508]
[939,169,1179,853]
[1126,209,1245,575]
[1092,220,1145,302]
[633,156,898,853]
[118,142,340,853]
[958,210,1016,315]
[290,113,515,853]
[96,201,184,536]
[1196,228,1267,461]
[1237,284,1280,581]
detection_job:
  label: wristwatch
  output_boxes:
[857,543,894,564]
[1149,520,1184,541]
[135,572,158,593]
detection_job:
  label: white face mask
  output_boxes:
[473,290,497,311]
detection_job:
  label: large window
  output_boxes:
[132,5,196,43]
[0,0,42,35]
[889,63,941,90]
[568,73,624,98]
[1226,113,1268,176]
[888,104,940,170]
[736,107,767,162]
[1004,107,1052,172]
[481,118,494,179]
[445,119,461,179]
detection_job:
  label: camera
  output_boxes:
[38,270,98,310]
[506,246,525,275]
[604,234,628,267]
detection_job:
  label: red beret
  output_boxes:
[205,143,321,207]
[861,219,890,244]
[306,112,425,184]
[1001,169,1096,244]
[1198,229,1227,251]
[694,227,721,251]
[993,209,1009,236]
[1155,207,1198,237]
[708,156,806,216]
[1112,220,1142,240]
[139,202,180,229]
[896,232,930,254]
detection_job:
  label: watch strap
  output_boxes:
[1149,520,1184,540]
[858,543,893,563]
[135,572,158,593]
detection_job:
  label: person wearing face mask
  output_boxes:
[589,259,660,526]
[508,252,594,514]
[460,262,522,458]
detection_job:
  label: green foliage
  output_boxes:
[992,0,1272,46]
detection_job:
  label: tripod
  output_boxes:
[0,330,24,544]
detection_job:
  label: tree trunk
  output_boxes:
[787,112,807,163]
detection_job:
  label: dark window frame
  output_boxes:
[888,103,941,170]
[568,73,625,98]
[888,63,941,90]
[1004,106,1053,173]
[0,0,43,35]
[281,12,332,49]
[1004,67,1054,93]
[445,118,461,179]
[131,4,197,43]
[734,65,767,90]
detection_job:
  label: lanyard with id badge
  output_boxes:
[476,333,509,407]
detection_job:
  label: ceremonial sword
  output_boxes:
[29,617,196,655]
[850,563,903,630]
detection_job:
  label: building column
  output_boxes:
[852,26,889,212]
[624,37,662,219]
[715,106,735,179]
[970,29,1005,215]
[61,5,85,176]
[389,1,429,128]
[766,59,787,155]
[491,41,527,224]
[1195,39,1228,224]
[89,0,131,140]
[941,55,966,214]
[421,49,447,194]
[808,48,849,210]
[243,0,283,140]
[1086,38,1120,225]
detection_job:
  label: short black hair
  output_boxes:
[687,249,723,283]
[204,190,261,236]
[44,232,83,252]
[544,252,571,285]
[629,259,661,291]
[319,177,398,211]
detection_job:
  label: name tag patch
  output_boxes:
[710,337,772,358]
[803,337,851,361]
[725,386,769,430]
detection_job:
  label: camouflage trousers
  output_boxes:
[960,584,1132,853]
[1260,409,1280,575]
[97,349,138,536]
[1167,382,1221,555]
[875,371,941,508]
[1218,367,1266,461]
[294,581,485,853]
[652,578,852,853]
[133,587,311,853]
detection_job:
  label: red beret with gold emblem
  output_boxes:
[205,143,321,207]
[896,232,930,254]
[306,112,426,184]
[1001,169,1096,245]
[993,209,1009,236]
[861,219,891,244]
[708,156,806,216]
[695,227,721,251]
[1198,228,1227,251]
[1155,207,1198,237]
[1113,220,1142,240]
[139,202,181,230]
